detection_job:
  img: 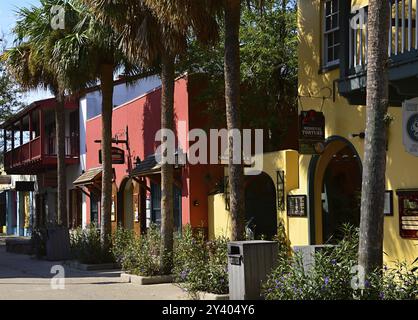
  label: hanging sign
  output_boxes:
[299,110,326,155]
[403,101,418,156]
[99,147,125,164]
[396,189,418,240]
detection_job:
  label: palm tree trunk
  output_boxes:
[55,94,67,227]
[358,0,390,277]
[225,0,245,241]
[100,63,114,250]
[160,51,175,274]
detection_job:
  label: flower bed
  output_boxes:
[173,226,229,299]
[263,225,418,300]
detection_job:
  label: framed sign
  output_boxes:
[396,189,418,239]
[402,101,418,156]
[299,110,326,155]
[99,147,125,165]
[384,190,394,216]
[287,195,307,217]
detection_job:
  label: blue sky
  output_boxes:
[1,0,53,104]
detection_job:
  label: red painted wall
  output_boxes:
[85,76,191,225]
[84,75,224,231]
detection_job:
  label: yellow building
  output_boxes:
[210,0,418,265]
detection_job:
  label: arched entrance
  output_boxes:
[245,172,277,239]
[119,178,134,230]
[308,136,362,244]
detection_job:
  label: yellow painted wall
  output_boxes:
[208,193,232,239]
[298,0,418,264]
[208,0,418,264]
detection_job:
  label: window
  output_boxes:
[323,0,340,67]
[90,193,99,224]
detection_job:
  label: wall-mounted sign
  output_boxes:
[396,189,418,239]
[287,195,307,217]
[15,181,35,192]
[402,101,418,156]
[0,176,11,185]
[299,110,325,155]
[99,147,125,165]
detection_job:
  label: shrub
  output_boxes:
[111,224,163,277]
[263,224,418,300]
[174,225,229,297]
[70,224,114,264]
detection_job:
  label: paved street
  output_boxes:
[0,241,187,300]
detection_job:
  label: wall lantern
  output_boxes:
[349,132,365,140]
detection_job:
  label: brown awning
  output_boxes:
[74,167,102,186]
[130,154,161,177]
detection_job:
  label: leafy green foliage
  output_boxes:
[173,225,229,297]
[0,41,24,161]
[70,224,114,264]
[112,224,164,277]
[178,0,298,151]
[263,225,418,300]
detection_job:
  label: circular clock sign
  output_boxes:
[407,113,418,143]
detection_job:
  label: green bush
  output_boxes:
[173,225,229,297]
[70,224,114,264]
[263,225,418,300]
[111,224,163,277]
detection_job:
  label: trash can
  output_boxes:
[228,241,278,300]
[46,227,71,261]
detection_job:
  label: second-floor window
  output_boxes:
[323,0,340,68]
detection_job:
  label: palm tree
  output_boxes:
[82,0,219,273]
[358,0,390,278]
[4,3,69,227]
[51,0,139,251]
[144,0,245,241]
[223,0,245,241]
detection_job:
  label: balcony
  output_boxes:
[1,98,79,175]
[338,0,418,106]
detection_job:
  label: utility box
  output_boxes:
[228,241,278,300]
[293,245,335,272]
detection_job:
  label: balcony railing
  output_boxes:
[349,0,418,70]
[3,135,79,171]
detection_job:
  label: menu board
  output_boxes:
[396,190,418,239]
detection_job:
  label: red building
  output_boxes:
[74,74,224,235]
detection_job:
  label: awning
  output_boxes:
[74,167,102,186]
[131,154,161,177]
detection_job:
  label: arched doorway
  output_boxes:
[119,178,134,230]
[308,137,362,244]
[245,172,277,239]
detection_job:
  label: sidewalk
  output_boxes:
[0,243,187,300]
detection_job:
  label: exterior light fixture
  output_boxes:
[349,132,365,139]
